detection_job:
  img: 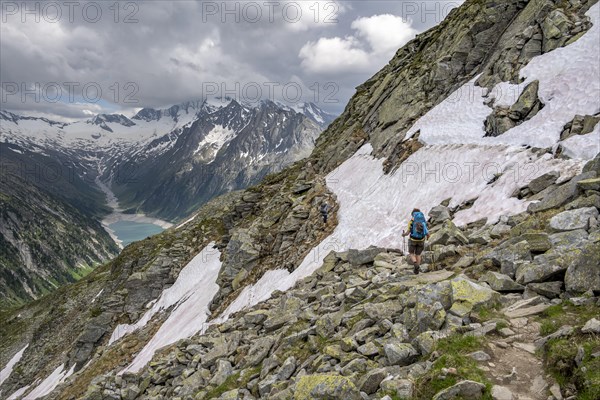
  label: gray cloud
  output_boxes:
[0,1,463,119]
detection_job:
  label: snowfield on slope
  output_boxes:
[107,244,222,373]
[0,344,28,387]
[406,2,600,158]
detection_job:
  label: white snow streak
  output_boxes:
[109,244,222,373]
[21,364,75,400]
[0,344,28,387]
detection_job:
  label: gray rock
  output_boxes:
[564,242,600,293]
[582,318,600,334]
[277,356,297,381]
[519,232,552,253]
[528,172,596,213]
[549,207,599,232]
[244,336,275,367]
[358,368,388,395]
[383,342,419,366]
[468,351,491,361]
[527,281,563,298]
[209,360,233,386]
[491,385,514,400]
[429,221,469,246]
[490,223,511,239]
[347,247,386,265]
[380,378,414,399]
[481,272,524,292]
[430,205,452,224]
[432,380,485,400]
[294,374,361,400]
[515,262,566,285]
[528,171,559,194]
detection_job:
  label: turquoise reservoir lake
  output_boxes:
[108,220,165,248]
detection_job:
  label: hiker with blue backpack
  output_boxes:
[402,208,430,274]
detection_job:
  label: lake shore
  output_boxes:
[96,176,173,248]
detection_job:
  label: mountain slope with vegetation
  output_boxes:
[0,143,118,308]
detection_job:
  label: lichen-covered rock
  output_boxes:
[528,171,559,194]
[549,207,599,232]
[450,276,500,314]
[481,272,524,292]
[294,374,361,400]
[564,242,600,293]
[429,221,469,246]
[383,341,419,366]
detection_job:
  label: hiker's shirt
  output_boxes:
[407,220,427,242]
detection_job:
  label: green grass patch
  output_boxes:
[536,302,600,336]
[201,372,241,399]
[414,334,492,399]
[536,302,600,399]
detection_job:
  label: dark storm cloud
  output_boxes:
[0,1,463,119]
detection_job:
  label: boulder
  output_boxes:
[347,247,385,265]
[528,172,596,213]
[519,233,552,253]
[564,242,600,293]
[244,336,275,367]
[581,318,600,334]
[358,368,388,394]
[450,277,500,316]
[484,241,531,278]
[429,205,452,224]
[491,385,514,400]
[577,177,600,191]
[433,380,485,400]
[528,171,559,194]
[503,296,550,318]
[383,341,419,366]
[549,207,599,232]
[294,374,361,400]
[380,378,414,399]
[527,281,563,298]
[548,229,589,249]
[481,272,524,292]
[515,262,566,285]
[429,221,469,246]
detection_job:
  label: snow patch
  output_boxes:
[406,3,600,159]
[21,364,74,400]
[0,344,28,386]
[109,244,222,373]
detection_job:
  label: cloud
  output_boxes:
[299,37,370,74]
[0,2,447,118]
[298,13,417,75]
[352,14,418,55]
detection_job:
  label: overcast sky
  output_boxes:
[0,1,463,121]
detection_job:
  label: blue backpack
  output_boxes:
[410,212,427,240]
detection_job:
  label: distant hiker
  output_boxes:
[319,202,330,224]
[402,208,430,274]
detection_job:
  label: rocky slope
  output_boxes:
[1,0,599,398]
[81,170,600,399]
[0,143,119,308]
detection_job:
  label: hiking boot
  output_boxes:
[413,265,420,275]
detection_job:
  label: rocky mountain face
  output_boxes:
[0,143,119,308]
[1,0,599,399]
[108,100,333,220]
[0,99,333,305]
